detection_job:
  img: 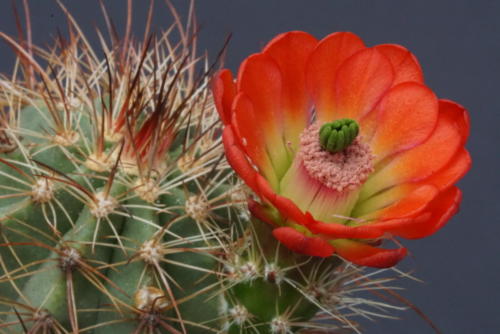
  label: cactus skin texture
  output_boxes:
[0,2,410,334]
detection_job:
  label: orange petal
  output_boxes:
[354,183,421,218]
[426,148,471,191]
[370,187,462,239]
[306,32,366,123]
[257,172,385,239]
[366,184,439,221]
[222,126,258,193]
[237,53,289,176]
[305,212,384,239]
[366,106,462,195]
[273,227,335,257]
[263,31,318,148]
[248,199,281,227]
[211,69,236,125]
[438,99,470,144]
[369,82,439,162]
[334,48,394,120]
[333,239,407,268]
[232,93,278,188]
[374,44,424,85]
[256,173,307,226]
[411,186,462,238]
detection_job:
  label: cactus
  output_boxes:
[0,2,413,334]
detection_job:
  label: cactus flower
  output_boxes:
[212,31,470,268]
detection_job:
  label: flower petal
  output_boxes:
[369,186,462,239]
[256,173,307,226]
[438,99,470,144]
[306,32,366,123]
[353,183,423,218]
[263,31,318,148]
[305,212,383,239]
[232,93,279,188]
[374,44,424,85]
[212,69,236,125]
[256,168,384,239]
[248,198,281,227]
[334,48,394,121]
[222,126,258,193]
[369,82,439,162]
[364,106,462,197]
[332,239,407,268]
[273,227,335,257]
[237,53,290,177]
[366,184,439,221]
[426,148,471,190]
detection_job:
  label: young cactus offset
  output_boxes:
[0,3,414,334]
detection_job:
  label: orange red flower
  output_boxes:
[212,31,470,268]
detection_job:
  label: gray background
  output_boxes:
[0,1,498,333]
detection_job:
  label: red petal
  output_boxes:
[231,93,278,187]
[306,32,366,123]
[263,31,318,147]
[255,171,385,238]
[438,99,470,145]
[377,184,439,220]
[426,148,471,190]
[334,48,394,121]
[237,53,289,175]
[371,187,462,239]
[414,186,462,238]
[248,199,280,227]
[370,105,463,189]
[256,173,386,239]
[305,212,384,239]
[222,126,258,193]
[333,239,407,268]
[273,227,335,258]
[374,44,424,85]
[211,69,236,125]
[255,174,307,225]
[369,82,439,162]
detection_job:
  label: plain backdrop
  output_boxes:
[0,1,498,333]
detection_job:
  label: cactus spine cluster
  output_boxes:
[0,3,409,333]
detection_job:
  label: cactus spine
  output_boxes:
[0,2,409,333]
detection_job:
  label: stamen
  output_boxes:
[299,122,373,192]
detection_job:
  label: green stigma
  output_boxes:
[319,118,359,153]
